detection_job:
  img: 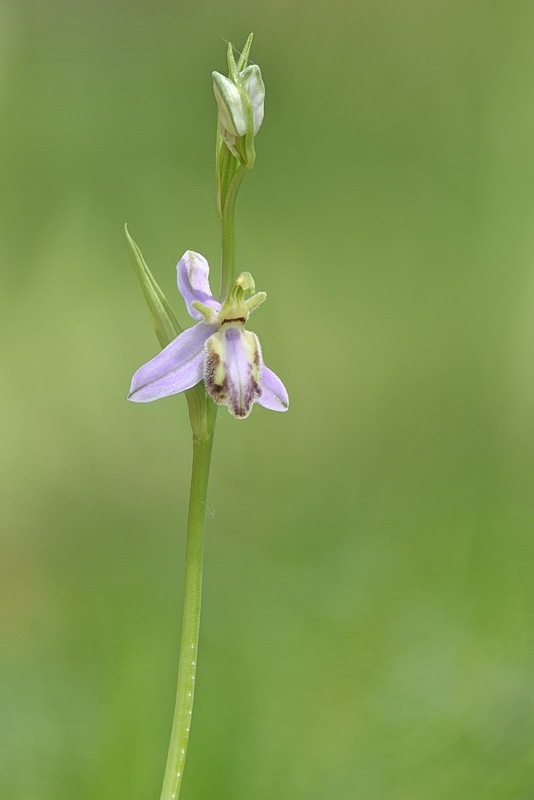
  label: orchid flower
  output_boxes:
[128,251,289,419]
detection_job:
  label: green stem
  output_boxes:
[159,400,217,800]
[220,164,247,301]
[160,138,246,800]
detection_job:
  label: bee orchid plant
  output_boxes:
[126,34,288,800]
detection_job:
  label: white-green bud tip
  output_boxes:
[212,71,247,138]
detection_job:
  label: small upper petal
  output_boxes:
[128,322,217,403]
[256,365,289,412]
[177,251,221,321]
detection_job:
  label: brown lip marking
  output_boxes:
[221,317,246,325]
[204,352,227,402]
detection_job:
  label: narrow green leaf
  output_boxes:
[237,33,254,71]
[226,41,239,83]
[125,224,182,348]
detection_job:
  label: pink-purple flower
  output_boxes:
[128,251,289,419]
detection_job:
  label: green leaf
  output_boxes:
[237,33,254,72]
[226,40,239,83]
[125,224,182,348]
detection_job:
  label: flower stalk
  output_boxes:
[220,164,247,301]
[159,401,216,800]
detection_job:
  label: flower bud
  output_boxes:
[212,37,265,168]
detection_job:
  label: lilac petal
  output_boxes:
[128,322,217,403]
[204,327,261,419]
[177,251,221,320]
[256,365,289,412]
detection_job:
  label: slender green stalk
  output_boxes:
[160,401,217,800]
[160,152,243,800]
[220,164,247,300]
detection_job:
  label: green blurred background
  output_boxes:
[2,1,534,798]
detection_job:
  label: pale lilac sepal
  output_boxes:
[257,366,289,412]
[128,323,217,403]
[177,251,221,321]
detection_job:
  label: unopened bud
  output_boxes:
[212,36,265,168]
